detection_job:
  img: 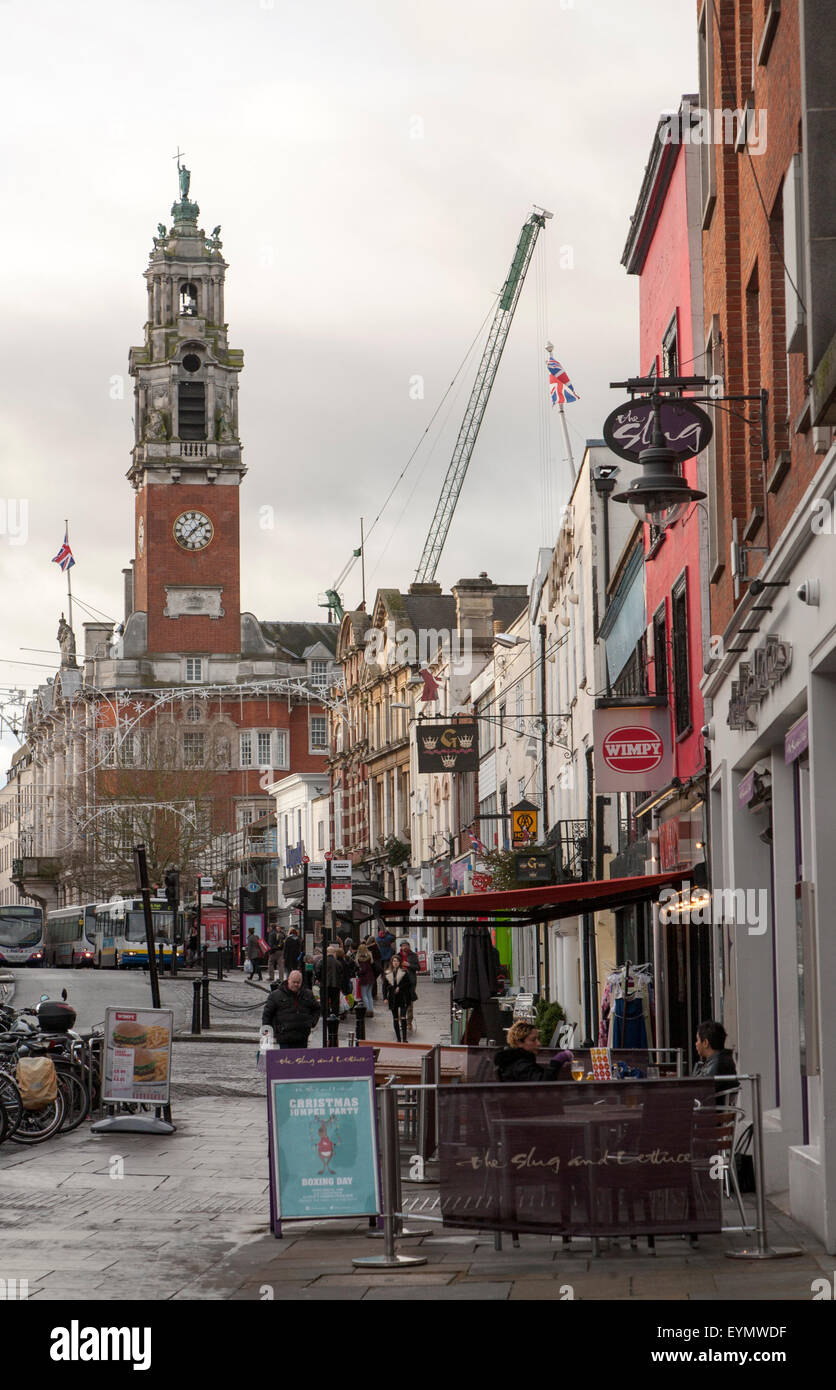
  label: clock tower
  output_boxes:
[128,161,244,657]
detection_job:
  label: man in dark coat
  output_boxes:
[693,1020,738,1100]
[493,1022,573,1082]
[262,970,321,1047]
[282,927,302,978]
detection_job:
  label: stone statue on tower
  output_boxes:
[177,160,191,201]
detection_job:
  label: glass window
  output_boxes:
[671,577,691,737]
[257,731,271,766]
[185,657,202,683]
[183,732,205,767]
[240,732,253,768]
[310,716,327,750]
[311,660,328,689]
[275,730,289,769]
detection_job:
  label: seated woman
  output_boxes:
[493,1021,574,1081]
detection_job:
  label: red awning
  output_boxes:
[378,870,693,925]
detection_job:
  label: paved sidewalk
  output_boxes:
[0,1070,828,1301]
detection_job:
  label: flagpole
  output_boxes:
[65,517,74,636]
[557,402,576,484]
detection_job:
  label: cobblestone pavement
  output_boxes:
[1,973,826,1302]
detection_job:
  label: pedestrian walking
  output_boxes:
[262,970,321,1047]
[245,927,264,982]
[399,939,420,1032]
[325,943,343,1023]
[283,927,302,978]
[266,924,283,982]
[187,925,199,967]
[377,925,396,978]
[383,956,414,1042]
[355,946,376,1017]
[366,935,383,999]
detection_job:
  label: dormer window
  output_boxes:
[179,282,198,316]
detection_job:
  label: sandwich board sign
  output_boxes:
[265,1048,381,1237]
[91,1006,176,1136]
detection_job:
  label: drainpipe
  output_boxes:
[539,621,550,1002]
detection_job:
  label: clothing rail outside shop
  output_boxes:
[388,1074,801,1260]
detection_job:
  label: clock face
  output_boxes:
[137,516,145,557]
[173,511,214,551]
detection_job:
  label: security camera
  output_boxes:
[701,723,714,742]
[796,579,820,606]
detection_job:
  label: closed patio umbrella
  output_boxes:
[453,925,501,1042]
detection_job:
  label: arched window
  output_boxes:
[179,282,198,316]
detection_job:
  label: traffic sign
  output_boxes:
[246,881,260,893]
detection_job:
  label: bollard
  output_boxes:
[354,1002,367,1042]
[191,978,202,1035]
[171,938,178,977]
[352,1086,427,1270]
[201,975,210,1030]
[202,946,209,978]
[326,1011,340,1047]
[157,941,165,977]
[216,947,223,981]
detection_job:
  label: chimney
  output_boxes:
[452,573,497,651]
[83,621,114,663]
[123,567,134,622]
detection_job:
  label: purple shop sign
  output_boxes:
[737,770,756,808]
[603,398,713,463]
[784,714,809,765]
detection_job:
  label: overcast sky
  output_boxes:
[0,0,697,771]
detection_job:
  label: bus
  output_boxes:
[0,904,45,967]
[44,904,98,968]
[92,898,185,969]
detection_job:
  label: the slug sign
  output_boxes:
[603,398,713,463]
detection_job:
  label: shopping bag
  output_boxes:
[734,1122,757,1193]
[16,1057,58,1110]
[257,937,269,956]
[339,993,350,1015]
[244,959,254,977]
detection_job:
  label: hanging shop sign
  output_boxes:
[329,859,353,912]
[265,1048,381,1237]
[727,635,792,731]
[603,398,713,463]
[511,800,539,847]
[784,713,809,764]
[417,718,479,773]
[593,705,672,792]
[102,1006,174,1106]
[515,851,552,883]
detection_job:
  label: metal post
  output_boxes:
[133,844,161,1010]
[354,1002,366,1041]
[352,1086,427,1269]
[191,978,202,1035]
[726,1074,801,1260]
[216,944,223,981]
[201,947,210,1030]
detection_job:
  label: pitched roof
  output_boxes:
[259,621,339,660]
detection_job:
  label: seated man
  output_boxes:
[693,1019,738,1100]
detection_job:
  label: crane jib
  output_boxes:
[413,211,547,584]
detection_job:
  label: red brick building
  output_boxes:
[15,168,338,907]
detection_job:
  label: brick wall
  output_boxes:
[702,0,815,633]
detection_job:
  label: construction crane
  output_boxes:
[413,207,552,584]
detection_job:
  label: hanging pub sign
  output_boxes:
[603,398,713,463]
[593,704,672,793]
[416,718,478,773]
[515,851,552,883]
[511,800,539,847]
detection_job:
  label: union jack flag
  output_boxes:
[547,356,579,406]
[468,827,487,855]
[52,530,75,572]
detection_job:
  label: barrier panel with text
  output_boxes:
[437,1079,723,1237]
